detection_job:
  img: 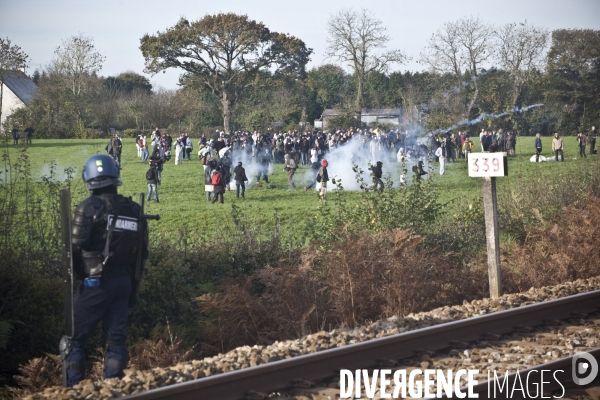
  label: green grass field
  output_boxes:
[1,136,596,244]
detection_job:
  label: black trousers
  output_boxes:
[555,150,564,162]
[373,177,384,191]
[236,182,245,197]
[67,275,131,386]
[212,192,224,203]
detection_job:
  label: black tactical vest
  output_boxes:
[80,194,140,277]
[100,195,140,274]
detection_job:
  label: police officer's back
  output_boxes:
[60,154,148,387]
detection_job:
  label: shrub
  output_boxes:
[199,229,484,351]
[502,200,600,292]
[303,162,448,245]
[8,356,61,398]
[72,128,104,139]
[0,146,66,386]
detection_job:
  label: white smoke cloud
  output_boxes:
[223,130,443,192]
[302,135,431,191]
[228,148,269,189]
[427,104,545,136]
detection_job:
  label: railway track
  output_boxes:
[123,289,600,400]
[279,312,600,399]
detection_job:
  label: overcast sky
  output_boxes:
[2,0,599,90]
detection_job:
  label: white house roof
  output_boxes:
[321,108,402,117]
[362,108,401,116]
[2,71,37,106]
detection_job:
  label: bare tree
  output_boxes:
[325,8,407,119]
[493,21,549,106]
[145,88,190,130]
[421,16,493,116]
[0,37,29,133]
[49,34,105,96]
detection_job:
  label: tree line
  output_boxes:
[3,12,599,138]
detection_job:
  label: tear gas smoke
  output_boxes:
[221,101,542,192]
[228,147,273,189]
[318,135,430,191]
[223,134,432,192]
[427,104,544,136]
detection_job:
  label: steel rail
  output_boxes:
[452,348,600,400]
[126,289,600,400]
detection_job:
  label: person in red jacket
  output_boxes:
[211,167,225,204]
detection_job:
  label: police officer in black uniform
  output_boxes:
[60,154,148,386]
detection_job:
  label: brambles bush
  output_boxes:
[497,160,600,241]
[10,338,197,398]
[198,229,486,351]
[128,338,197,371]
[8,356,61,398]
[345,163,447,234]
[501,199,600,292]
[424,198,487,263]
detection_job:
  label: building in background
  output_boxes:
[1,70,37,133]
[315,108,403,130]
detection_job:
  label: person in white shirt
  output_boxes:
[174,135,185,165]
[435,139,447,175]
[479,129,486,152]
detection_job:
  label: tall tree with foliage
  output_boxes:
[325,8,407,121]
[0,37,29,132]
[140,13,312,133]
[307,64,353,109]
[546,29,600,133]
[104,72,152,95]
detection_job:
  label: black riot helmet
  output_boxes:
[82,154,122,191]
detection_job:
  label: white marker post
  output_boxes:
[468,152,508,298]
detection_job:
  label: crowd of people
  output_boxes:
[131,127,439,203]
[129,126,513,202]
[115,124,598,203]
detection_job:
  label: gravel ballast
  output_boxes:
[24,276,600,399]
